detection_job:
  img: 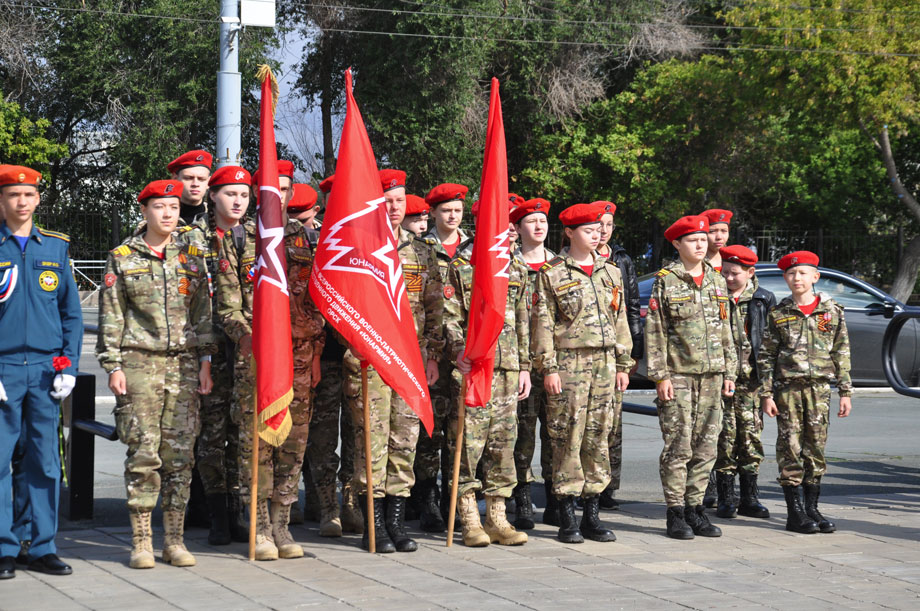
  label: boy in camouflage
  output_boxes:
[511,198,555,529]
[531,203,633,544]
[444,217,532,548]
[759,250,852,534]
[645,214,737,540]
[97,180,215,569]
[713,245,774,520]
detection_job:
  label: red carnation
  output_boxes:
[53,356,72,372]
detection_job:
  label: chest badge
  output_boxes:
[39,270,59,292]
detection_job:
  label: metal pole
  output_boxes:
[218,0,242,168]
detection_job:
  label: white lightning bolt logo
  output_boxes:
[254,191,289,295]
[490,228,511,279]
[321,196,406,320]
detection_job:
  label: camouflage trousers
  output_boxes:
[345,359,419,499]
[514,370,553,485]
[233,340,314,505]
[450,370,519,498]
[196,334,240,495]
[656,373,723,507]
[714,380,765,475]
[114,350,200,514]
[546,348,616,497]
[415,358,457,483]
[775,379,830,487]
[306,359,354,489]
[605,388,624,492]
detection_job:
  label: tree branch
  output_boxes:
[877,126,920,225]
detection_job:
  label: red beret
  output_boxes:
[379,169,406,192]
[138,179,183,202]
[319,174,335,194]
[405,194,429,216]
[702,208,733,226]
[208,165,251,189]
[0,165,41,188]
[471,199,481,217]
[559,203,604,227]
[511,198,551,224]
[278,160,295,179]
[167,150,212,174]
[591,200,617,217]
[664,215,709,242]
[508,192,525,206]
[720,245,758,267]
[425,183,468,207]
[777,250,819,271]
[287,183,318,211]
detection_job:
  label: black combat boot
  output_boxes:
[599,487,619,510]
[803,481,835,533]
[185,468,210,528]
[440,476,452,523]
[715,472,737,519]
[556,496,584,544]
[227,493,249,543]
[358,495,396,553]
[385,496,418,552]
[782,486,819,534]
[702,470,717,508]
[684,505,722,537]
[205,494,231,545]
[737,472,770,518]
[418,479,446,533]
[666,506,694,540]
[512,483,535,530]
[579,496,616,542]
[542,481,559,526]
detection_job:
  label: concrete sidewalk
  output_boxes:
[5,491,920,611]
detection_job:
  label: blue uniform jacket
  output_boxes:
[0,223,82,376]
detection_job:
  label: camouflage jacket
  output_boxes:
[757,293,852,397]
[421,226,474,284]
[645,260,737,382]
[96,235,215,373]
[530,253,634,374]
[728,280,757,382]
[397,226,445,363]
[443,254,530,372]
[215,219,257,343]
[284,218,325,348]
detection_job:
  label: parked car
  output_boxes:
[633,264,919,387]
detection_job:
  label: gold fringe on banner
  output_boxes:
[258,388,293,447]
[256,64,279,116]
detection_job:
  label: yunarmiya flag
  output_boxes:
[463,77,510,407]
[252,65,293,446]
[308,68,434,435]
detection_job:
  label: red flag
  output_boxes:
[463,78,510,407]
[308,69,434,435]
[252,65,293,446]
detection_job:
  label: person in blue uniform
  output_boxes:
[0,165,83,578]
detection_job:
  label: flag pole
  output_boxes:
[446,374,467,547]
[362,365,375,553]
[249,385,259,561]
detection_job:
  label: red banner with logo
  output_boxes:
[308,69,433,434]
[463,78,510,407]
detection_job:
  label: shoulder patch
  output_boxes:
[655,268,671,278]
[37,228,70,242]
[111,245,132,257]
[175,225,194,234]
[541,257,564,272]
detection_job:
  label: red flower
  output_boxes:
[53,356,72,372]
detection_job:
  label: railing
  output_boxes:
[72,259,106,305]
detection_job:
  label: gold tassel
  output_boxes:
[256,64,279,116]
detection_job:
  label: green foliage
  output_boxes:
[0,97,68,168]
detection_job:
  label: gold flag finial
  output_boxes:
[256,64,279,116]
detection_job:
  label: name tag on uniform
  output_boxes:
[177,268,198,277]
[775,316,797,325]
[554,280,579,294]
[35,260,62,269]
[123,267,151,276]
[670,295,692,303]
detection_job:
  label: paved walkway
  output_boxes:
[5,491,920,610]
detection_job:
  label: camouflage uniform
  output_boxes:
[416,227,473,486]
[514,249,555,486]
[444,256,530,497]
[715,279,766,476]
[348,227,444,498]
[307,331,353,491]
[645,260,737,507]
[758,294,851,487]
[531,254,633,497]
[194,222,240,496]
[96,235,215,513]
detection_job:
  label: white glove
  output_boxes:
[0,379,7,403]
[50,374,76,400]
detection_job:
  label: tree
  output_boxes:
[0,96,68,168]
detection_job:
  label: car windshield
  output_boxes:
[756,272,883,309]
